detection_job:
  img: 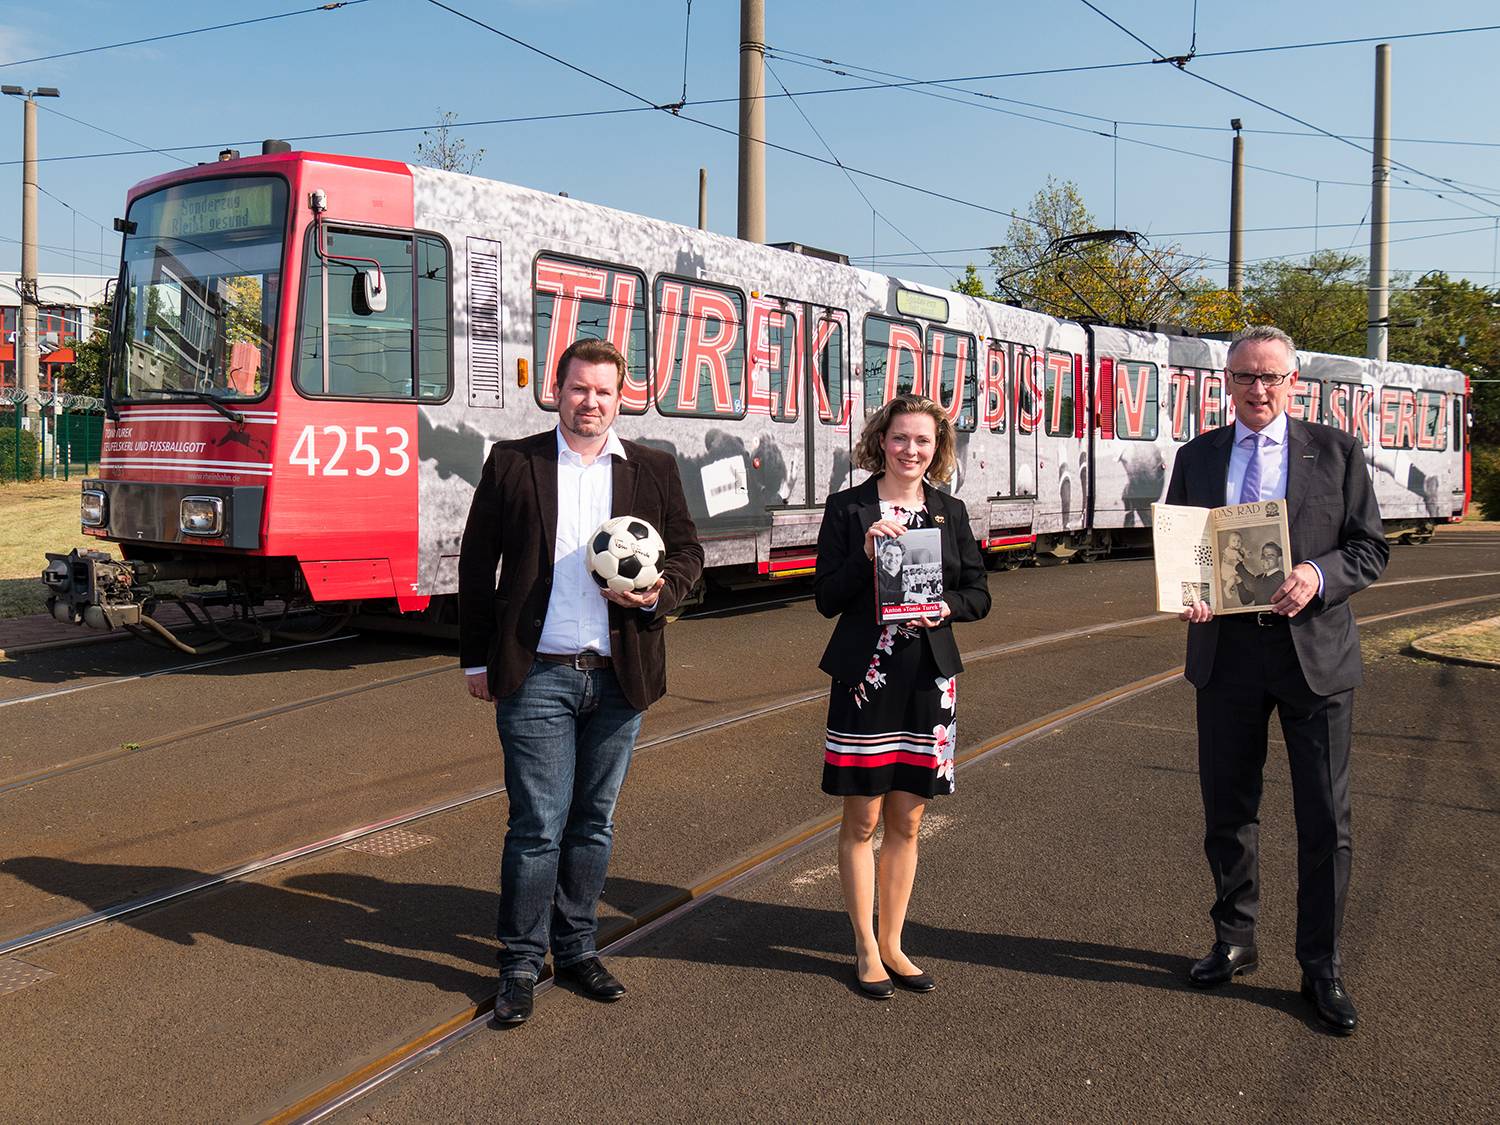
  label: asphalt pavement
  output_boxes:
[0,529,1495,1124]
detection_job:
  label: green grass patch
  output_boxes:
[0,479,117,619]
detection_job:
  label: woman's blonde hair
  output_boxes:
[853,395,957,484]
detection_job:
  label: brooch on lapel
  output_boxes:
[934,514,946,525]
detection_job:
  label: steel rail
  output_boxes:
[267,664,1188,1125]
[0,608,1185,958]
[3,589,1494,965]
[0,634,357,710]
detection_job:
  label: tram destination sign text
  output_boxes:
[159,184,276,238]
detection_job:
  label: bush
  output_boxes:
[1472,444,1500,522]
[0,420,40,482]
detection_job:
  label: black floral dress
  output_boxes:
[821,502,957,799]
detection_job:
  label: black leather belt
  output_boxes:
[1226,611,1289,628]
[537,651,612,670]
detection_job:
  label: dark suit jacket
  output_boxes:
[814,477,991,684]
[1164,418,1388,695]
[457,430,704,711]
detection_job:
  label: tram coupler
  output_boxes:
[42,549,149,631]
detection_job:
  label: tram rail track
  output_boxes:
[0,607,1184,956]
[3,588,1490,984]
[267,588,1500,1124]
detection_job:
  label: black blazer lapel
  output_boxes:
[855,475,882,535]
[530,431,560,564]
[1205,425,1236,507]
[1284,417,1316,523]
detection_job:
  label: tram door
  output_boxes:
[801,305,851,506]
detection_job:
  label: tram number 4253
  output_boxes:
[288,425,411,476]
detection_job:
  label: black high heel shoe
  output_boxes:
[882,961,936,993]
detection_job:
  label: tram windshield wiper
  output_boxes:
[138,389,246,425]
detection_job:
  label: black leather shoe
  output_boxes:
[882,961,936,993]
[491,977,534,1026]
[855,970,894,1000]
[1302,976,1357,1035]
[1188,941,1259,988]
[556,956,627,1002]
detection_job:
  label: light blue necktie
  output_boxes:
[1238,433,1263,504]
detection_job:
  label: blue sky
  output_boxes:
[4,0,1499,296]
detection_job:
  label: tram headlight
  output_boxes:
[81,489,107,528]
[179,496,224,537]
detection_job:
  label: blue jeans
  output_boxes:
[494,660,643,980]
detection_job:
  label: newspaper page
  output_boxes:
[874,527,944,624]
[1151,500,1294,615]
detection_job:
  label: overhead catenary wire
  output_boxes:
[763,60,956,285]
[0,1,372,70]
[1076,0,1500,222]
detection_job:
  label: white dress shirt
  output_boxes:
[1225,411,1289,506]
[537,426,625,657]
[463,426,625,674]
[1224,410,1322,595]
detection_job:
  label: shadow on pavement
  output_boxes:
[1,856,496,1001]
[605,876,1315,1025]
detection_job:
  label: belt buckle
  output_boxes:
[571,652,590,670]
[1255,611,1278,628]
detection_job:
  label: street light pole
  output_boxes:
[3,84,60,436]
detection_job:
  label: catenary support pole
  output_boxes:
[1368,44,1391,361]
[1228,119,1245,299]
[737,0,766,242]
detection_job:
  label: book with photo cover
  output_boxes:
[873,527,945,624]
[1150,500,1294,615]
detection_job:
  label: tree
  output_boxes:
[986,177,1246,333]
[1242,251,1371,354]
[414,110,485,174]
[1389,272,1500,447]
[952,263,990,299]
[63,300,111,399]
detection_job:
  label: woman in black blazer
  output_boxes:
[813,395,991,998]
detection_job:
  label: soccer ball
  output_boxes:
[586,515,667,595]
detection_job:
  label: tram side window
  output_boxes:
[1418,389,1447,451]
[1378,386,1418,450]
[1452,394,1465,451]
[1015,348,1040,435]
[983,345,1008,433]
[1043,350,1073,437]
[862,315,923,413]
[929,329,977,432]
[1288,377,1322,424]
[653,276,746,418]
[1113,359,1158,440]
[810,313,846,424]
[296,228,450,400]
[533,255,650,414]
[764,306,801,423]
[1169,369,1197,442]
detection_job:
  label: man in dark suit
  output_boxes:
[1233,541,1287,606]
[459,338,703,1026]
[1165,325,1388,1034]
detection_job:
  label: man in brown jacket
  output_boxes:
[459,339,702,1026]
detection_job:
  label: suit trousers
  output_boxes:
[1195,617,1354,979]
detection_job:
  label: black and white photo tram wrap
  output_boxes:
[408,161,1466,593]
[50,149,1470,643]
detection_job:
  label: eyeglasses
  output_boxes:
[1228,371,1293,387]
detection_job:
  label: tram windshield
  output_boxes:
[112,175,288,403]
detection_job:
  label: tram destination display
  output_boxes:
[1151,500,1294,615]
[874,528,944,624]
